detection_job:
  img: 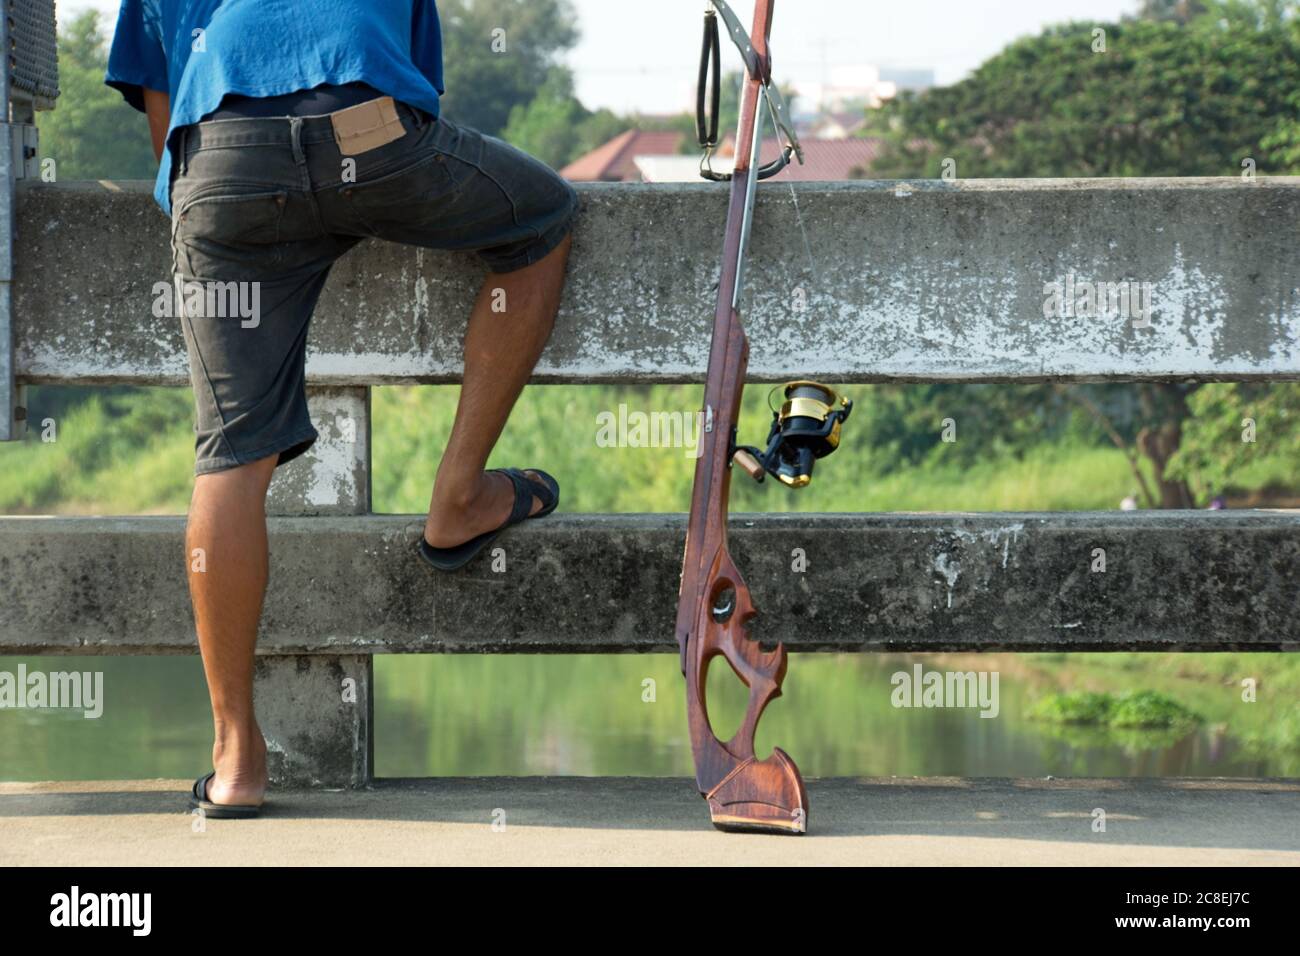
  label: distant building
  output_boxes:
[878,67,935,93]
[559,129,684,182]
[806,111,869,141]
[798,65,897,113]
[630,155,706,183]
[791,66,934,128]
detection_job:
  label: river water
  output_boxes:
[1,653,1290,781]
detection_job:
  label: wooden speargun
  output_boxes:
[676,0,853,834]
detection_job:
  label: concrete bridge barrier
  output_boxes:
[3,179,1298,786]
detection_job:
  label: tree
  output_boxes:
[437,0,580,138]
[854,384,1064,473]
[1166,384,1300,499]
[501,69,638,170]
[862,1,1300,505]
[502,70,586,167]
[36,11,158,180]
[868,6,1300,179]
[1258,5,1300,172]
[1135,0,1212,22]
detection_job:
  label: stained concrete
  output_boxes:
[15,179,1300,385]
[265,387,371,517]
[1,776,1296,866]
[253,655,372,788]
[1,511,1297,654]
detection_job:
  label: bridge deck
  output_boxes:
[2,776,1297,866]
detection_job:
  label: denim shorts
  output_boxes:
[169,103,579,475]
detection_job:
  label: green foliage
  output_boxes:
[1166,383,1300,496]
[500,69,585,167]
[437,0,579,138]
[35,11,157,180]
[1028,690,1114,724]
[501,70,652,170]
[856,384,1063,470]
[0,387,194,514]
[1258,6,1300,170]
[369,384,1173,515]
[1110,690,1202,728]
[1029,689,1201,729]
[869,3,1300,178]
[7,383,1294,517]
[1135,0,1212,22]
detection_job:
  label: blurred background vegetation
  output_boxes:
[2,0,1296,780]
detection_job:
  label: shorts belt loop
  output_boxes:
[177,127,189,175]
[289,116,306,166]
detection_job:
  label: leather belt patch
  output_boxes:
[331,96,406,156]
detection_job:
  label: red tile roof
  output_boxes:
[718,135,886,180]
[560,130,686,182]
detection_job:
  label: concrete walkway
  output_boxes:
[2,776,1297,866]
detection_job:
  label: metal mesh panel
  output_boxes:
[8,0,60,103]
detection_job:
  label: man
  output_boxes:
[106,0,577,816]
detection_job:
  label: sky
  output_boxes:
[72,0,1138,114]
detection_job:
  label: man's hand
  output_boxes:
[143,88,171,163]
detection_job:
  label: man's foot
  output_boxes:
[424,469,551,549]
[205,725,268,809]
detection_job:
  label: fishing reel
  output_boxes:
[732,382,852,488]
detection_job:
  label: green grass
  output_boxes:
[0,387,194,514]
[370,384,1158,514]
[1,384,1291,518]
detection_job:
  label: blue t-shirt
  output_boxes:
[105,0,445,213]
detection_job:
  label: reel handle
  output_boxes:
[732,448,766,482]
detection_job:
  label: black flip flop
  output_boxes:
[416,468,560,572]
[188,771,262,819]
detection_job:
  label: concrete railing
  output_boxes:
[14,179,1300,386]
[3,179,1298,787]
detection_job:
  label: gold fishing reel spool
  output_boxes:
[732,381,853,487]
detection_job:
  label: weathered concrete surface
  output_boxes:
[265,387,371,517]
[253,655,372,788]
[2,511,1296,653]
[1,776,1296,866]
[0,135,20,442]
[14,179,1300,385]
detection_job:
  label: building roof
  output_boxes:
[633,155,707,183]
[560,129,685,182]
[716,136,886,181]
[807,112,870,140]
[564,128,887,183]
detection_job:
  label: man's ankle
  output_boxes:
[432,470,495,513]
[213,719,264,755]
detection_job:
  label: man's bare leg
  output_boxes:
[186,454,277,807]
[425,233,572,547]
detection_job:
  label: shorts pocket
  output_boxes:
[342,150,459,233]
[177,188,289,246]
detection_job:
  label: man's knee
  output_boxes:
[545,229,573,263]
[193,453,279,501]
